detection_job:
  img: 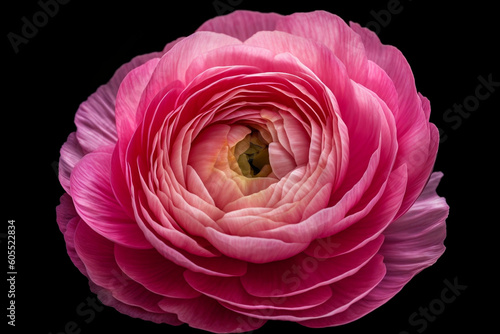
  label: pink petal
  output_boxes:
[73,221,170,314]
[268,142,296,179]
[55,193,78,234]
[358,59,400,121]
[350,22,437,216]
[64,217,89,277]
[419,92,431,119]
[279,109,310,166]
[380,172,448,276]
[228,255,385,321]
[74,83,119,153]
[203,227,309,263]
[240,236,384,298]
[133,187,248,277]
[74,51,162,154]
[196,10,283,41]
[114,245,200,299]
[299,172,448,327]
[183,44,277,84]
[55,194,87,277]
[395,123,439,218]
[58,132,84,193]
[254,140,382,244]
[245,30,351,110]
[158,295,265,333]
[275,11,368,81]
[134,182,220,257]
[70,148,151,249]
[304,164,407,258]
[92,282,182,326]
[137,32,242,117]
[110,145,135,219]
[115,57,160,170]
[350,21,423,134]
[184,271,332,311]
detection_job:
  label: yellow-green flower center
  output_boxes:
[235,131,271,178]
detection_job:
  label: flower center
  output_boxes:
[235,130,271,178]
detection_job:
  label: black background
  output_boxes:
[3,0,499,333]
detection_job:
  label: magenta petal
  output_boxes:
[91,282,182,326]
[74,51,162,154]
[64,217,89,277]
[58,132,84,193]
[74,222,168,314]
[240,236,384,298]
[184,271,332,311]
[228,255,385,321]
[130,172,248,277]
[70,148,151,249]
[110,145,135,219]
[380,172,448,277]
[196,10,283,42]
[350,21,437,217]
[396,124,439,218]
[299,172,448,327]
[204,227,309,263]
[137,31,241,115]
[115,57,160,170]
[350,21,423,134]
[158,295,265,333]
[304,164,407,258]
[73,219,120,289]
[114,245,201,299]
[268,142,297,179]
[275,11,367,80]
[56,194,87,277]
[56,193,77,234]
[74,84,118,154]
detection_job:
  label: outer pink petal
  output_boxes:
[225,255,385,321]
[56,192,77,235]
[275,11,368,81]
[73,220,179,319]
[74,52,162,154]
[240,236,384,298]
[304,164,407,258]
[114,245,200,299]
[158,295,265,333]
[70,147,151,249]
[74,83,119,153]
[299,172,448,327]
[350,22,438,216]
[379,172,448,278]
[349,21,423,135]
[115,57,160,171]
[55,194,87,276]
[58,132,84,193]
[136,32,242,117]
[196,10,283,41]
[91,282,182,325]
[395,124,439,218]
[184,272,332,311]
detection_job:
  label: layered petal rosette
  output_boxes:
[56,10,448,333]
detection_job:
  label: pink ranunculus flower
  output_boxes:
[56,10,448,333]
